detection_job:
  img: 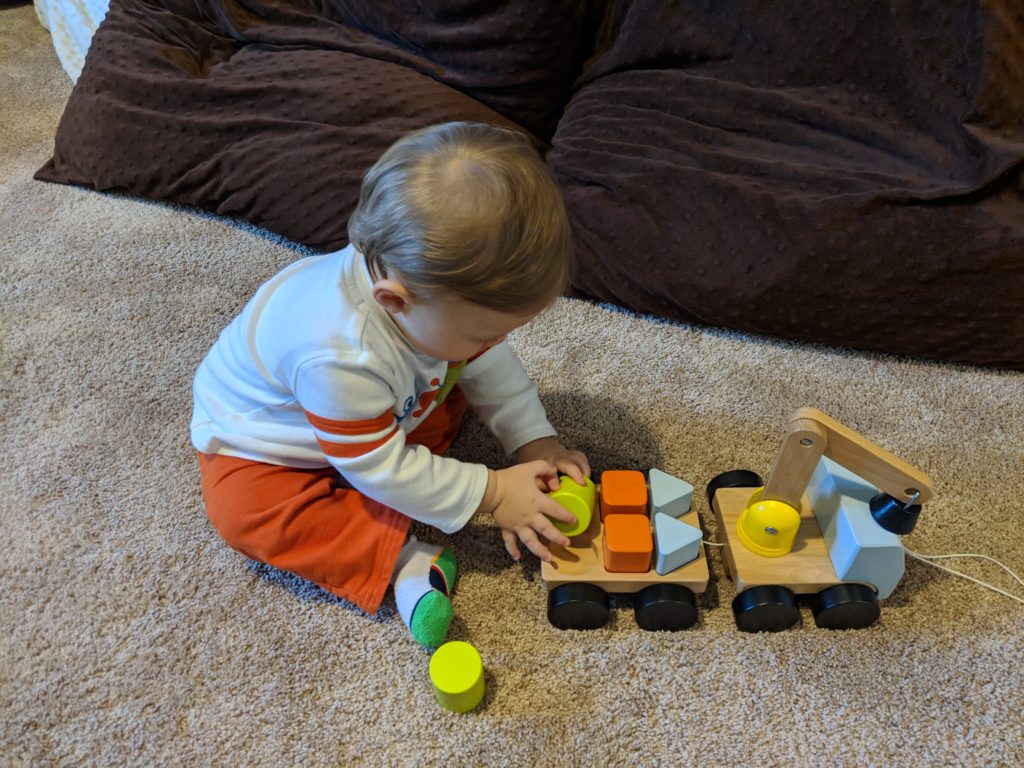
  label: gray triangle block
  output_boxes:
[654,512,702,575]
[648,468,693,518]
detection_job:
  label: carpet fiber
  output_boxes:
[3,6,1023,765]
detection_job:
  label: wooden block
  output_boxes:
[600,470,648,519]
[653,513,702,575]
[649,469,693,517]
[602,514,652,573]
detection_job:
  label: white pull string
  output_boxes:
[905,549,1024,606]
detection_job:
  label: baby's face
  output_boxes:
[394,294,540,362]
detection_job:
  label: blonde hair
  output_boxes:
[348,122,573,313]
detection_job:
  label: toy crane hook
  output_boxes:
[736,407,935,557]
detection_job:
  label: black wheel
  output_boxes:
[732,585,801,632]
[810,584,880,630]
[634,584,698,631]
[706,469,763,508]
[547,583,611,630]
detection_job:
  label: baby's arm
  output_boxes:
[458,342,593,482]
[295,356,488,534]
[455,342,560,456]
[459,344,593,560]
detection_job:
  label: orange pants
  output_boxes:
[197,389,468,613]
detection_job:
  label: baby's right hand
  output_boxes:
[486,461,576,562]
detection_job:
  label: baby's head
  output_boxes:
[348,122,573,360]
[348,121,572,316]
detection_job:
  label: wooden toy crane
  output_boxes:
[708,407,936,632]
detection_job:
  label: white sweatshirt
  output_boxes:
[191,245,557,533]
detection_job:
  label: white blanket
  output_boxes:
[34,0,110,82]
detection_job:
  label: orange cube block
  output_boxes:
[602,514,653,573]
[600,470,648,519]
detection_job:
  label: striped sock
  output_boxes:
[392,538,458,648]
[428,546,458,596]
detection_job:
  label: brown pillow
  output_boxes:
[549,0,1024,367]
[36,0,598,250]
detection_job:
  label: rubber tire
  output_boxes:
[547,583,611,630]
[732,585,801,633]
[634,584,698,631]
[810,584,881,630]
[706,469,763,508]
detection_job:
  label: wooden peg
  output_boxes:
[761,417,828,509]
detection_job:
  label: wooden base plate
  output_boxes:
[541,507,709,594]
[712,487,842,594]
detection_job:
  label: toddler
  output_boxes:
[192,122,590,647]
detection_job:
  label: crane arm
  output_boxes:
[761,407,934,510]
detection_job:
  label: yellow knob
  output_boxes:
[548,475,596,538]
[736,488,801,557]
[429,641,485,713]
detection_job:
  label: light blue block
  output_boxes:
[653,513,702,575]
[808,456,905,599]
[649,468,693,518]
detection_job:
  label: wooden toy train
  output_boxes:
[541,408,934,633]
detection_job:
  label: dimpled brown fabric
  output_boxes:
[35,0,600,248]
[190,0,603,139]
[550,1,1024,366]
[35,0,1024,367]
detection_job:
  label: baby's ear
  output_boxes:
[372,279,413,314]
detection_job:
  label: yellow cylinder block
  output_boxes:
[548,475,596,538]
[429,641,485,713]
[736,488,801,557]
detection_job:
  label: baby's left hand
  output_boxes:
[513,437,591,491]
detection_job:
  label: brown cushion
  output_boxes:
[550,1,1024,367]
[37,0,1024,367]
[35,0,597,250]
[168,0,600,141]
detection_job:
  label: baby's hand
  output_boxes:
[486,461,576,562]
[513,437,591,488]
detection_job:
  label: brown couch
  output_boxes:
[37,0,1024,368]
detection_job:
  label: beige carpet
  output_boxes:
[3,6,1023,765]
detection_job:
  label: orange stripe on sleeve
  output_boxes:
[305,410,394,436]
[316,428,399,458]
